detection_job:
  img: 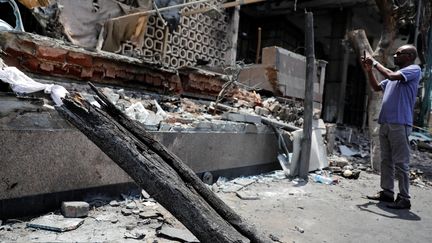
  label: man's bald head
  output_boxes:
[399,44,418,61]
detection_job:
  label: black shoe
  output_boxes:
[367,191,394,202]
[387,196,411,210]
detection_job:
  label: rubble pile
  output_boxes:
[92,86,305,131]
[1,191,199,242]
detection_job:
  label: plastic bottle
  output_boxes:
[310,173,334,185]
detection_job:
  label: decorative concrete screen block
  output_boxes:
[61,201,90,218]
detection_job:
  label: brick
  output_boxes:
[39,63,54,72]
[61,201,89,218]
[36,46,67,62]
[67,52,93,67]
[80,67,93,78]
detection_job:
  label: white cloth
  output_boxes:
[0,66,68,105]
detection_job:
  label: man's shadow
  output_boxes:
[357,201,421,221]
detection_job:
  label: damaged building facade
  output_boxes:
[1,0,431,222]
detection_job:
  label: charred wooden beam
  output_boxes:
[88,82,272,243]
[56,96,250,243]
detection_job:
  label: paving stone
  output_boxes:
[61,201,89,218]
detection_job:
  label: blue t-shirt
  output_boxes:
[378,64,421,126]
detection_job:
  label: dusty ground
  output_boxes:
[1,150,432,243]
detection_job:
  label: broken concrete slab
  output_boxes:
[26,214,84,232]
[139,210,161,219]
[61,201,89,218]
[158,225,199,243]
[222,112,262,124]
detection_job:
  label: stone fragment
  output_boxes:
[121,209,132,216]
[124,230,146,240]
[141,189,151,199]
[236,191,260,200]
[139,210,161,219]
[61,201,89,218]
[109,200,120,207]
[255,106,270,116]
[158,226,199,243]
[126,202,137,209]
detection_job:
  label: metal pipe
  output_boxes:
[110,0,216,21]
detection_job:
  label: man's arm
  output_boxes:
[373,61,404,81]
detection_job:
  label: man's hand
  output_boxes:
[362,55,374,72]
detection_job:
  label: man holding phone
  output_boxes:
[362,45,421,209]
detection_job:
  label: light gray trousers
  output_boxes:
[379,123,412,199]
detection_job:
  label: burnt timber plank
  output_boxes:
[88,82,272,243]
[56,96,250,243]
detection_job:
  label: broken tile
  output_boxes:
[139,210,160,219]
[158,225,199,243]
[27,215,84,232]
[236,191,260,200]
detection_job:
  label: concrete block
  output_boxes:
[255,106,270,116]
[222,112,261,124]
[61,201,89,218]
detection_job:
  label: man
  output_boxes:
[362,44,421,210]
